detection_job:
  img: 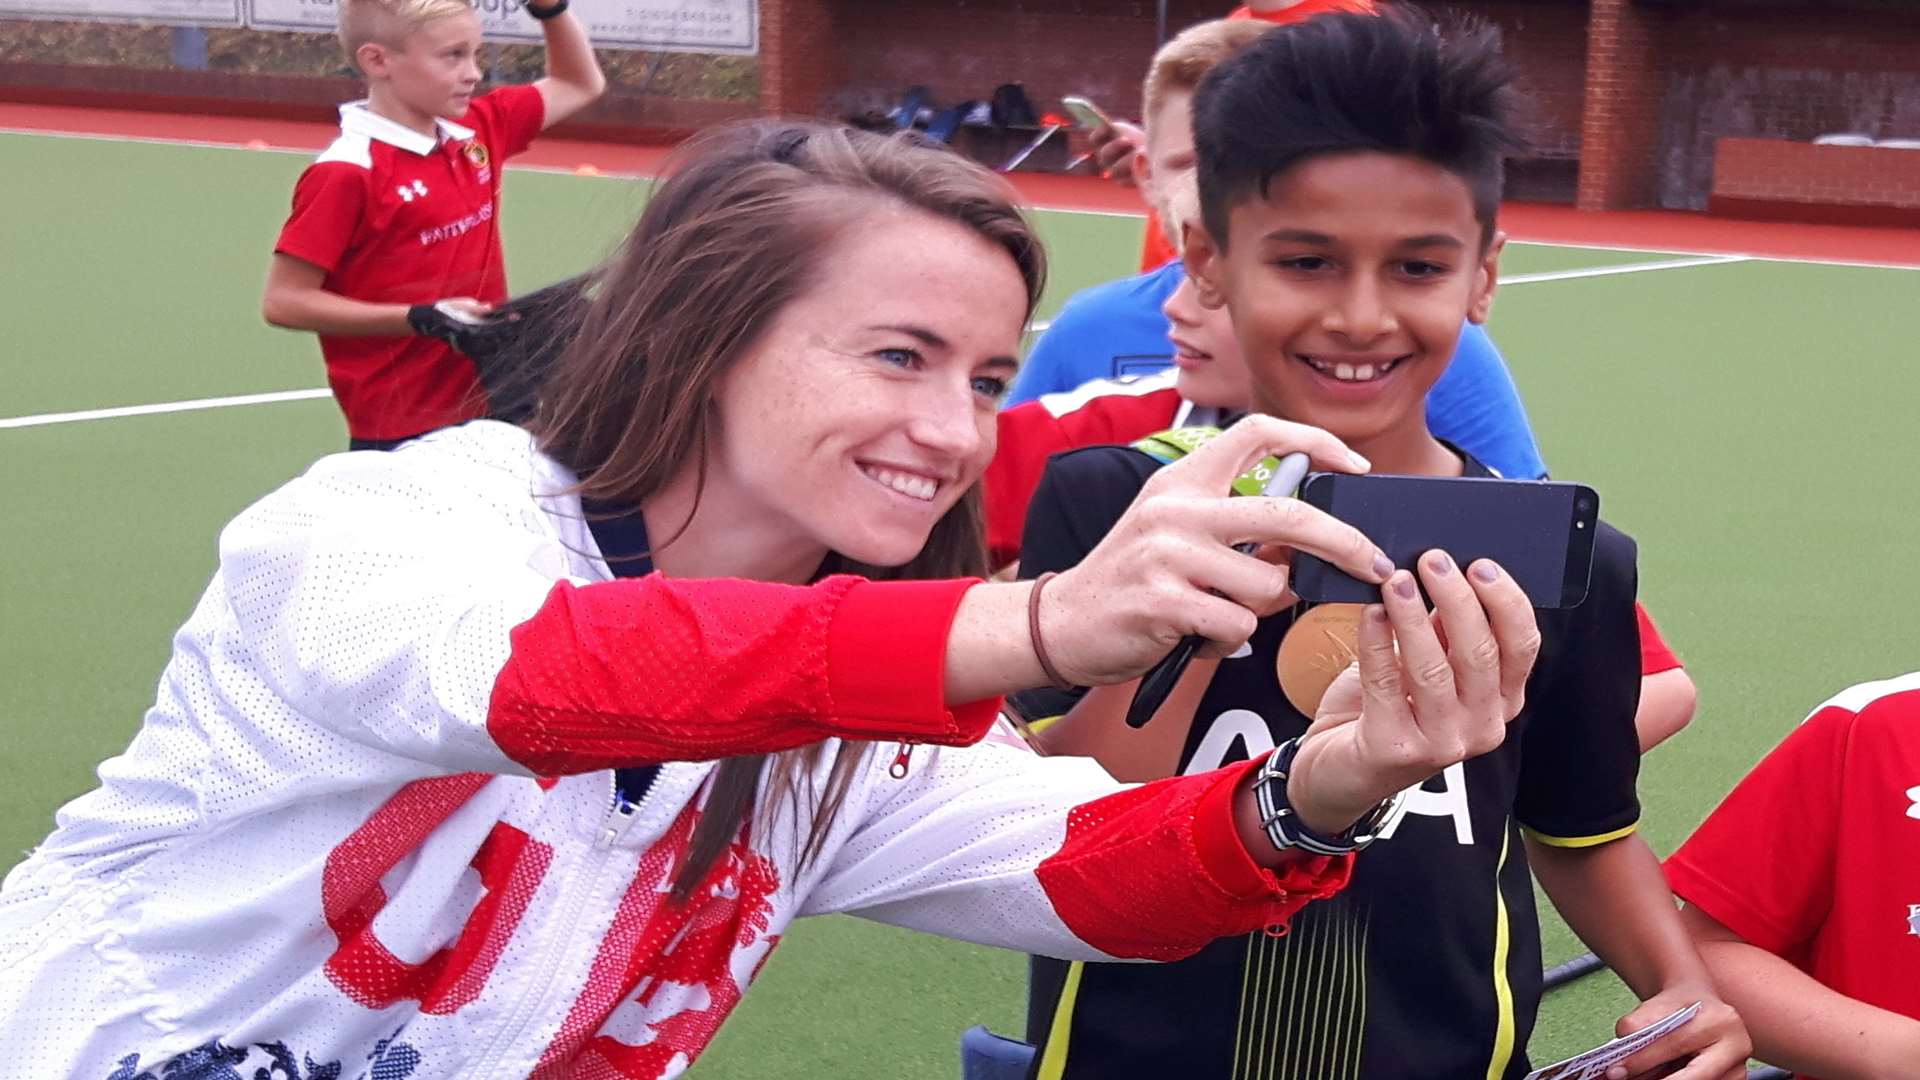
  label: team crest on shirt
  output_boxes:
[464,141,493,183]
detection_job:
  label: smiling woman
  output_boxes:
[0,120,1545,1079]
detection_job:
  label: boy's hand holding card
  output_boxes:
[1524,1002,1699,1080]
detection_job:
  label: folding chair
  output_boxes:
[924,103,974,145]
[891,86,932,131]
[959,1025,1037,1080]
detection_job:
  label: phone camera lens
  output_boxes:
[1575,497,1594,515]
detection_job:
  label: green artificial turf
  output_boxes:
[3,130,1913,1076]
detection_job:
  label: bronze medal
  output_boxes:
[1276,604,1365,717]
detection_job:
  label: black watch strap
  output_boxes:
[526,0,568,20]
[1254,737,1406,856]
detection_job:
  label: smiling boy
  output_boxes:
[262,0,605,450]
[1018,12,1749,1079]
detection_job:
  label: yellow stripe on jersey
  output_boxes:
[1033,960,1085,1080]
[1484,825,1517,1080]
[1521,822,1639,849]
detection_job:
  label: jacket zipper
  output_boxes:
[466,774,653,1077]
[888,741,914,779]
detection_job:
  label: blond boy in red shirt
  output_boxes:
[262,0,605,449]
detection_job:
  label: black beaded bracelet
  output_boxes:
[526,0,568,20]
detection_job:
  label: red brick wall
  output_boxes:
[783,0,1589,147]
[798,0,1222,127]
[1710,136,1920,223]
[1457,0,1588,159]
[1577,0,1668,210]
[760,0,843,116]
[772,0,1592,197]
[1652,3,1920,209]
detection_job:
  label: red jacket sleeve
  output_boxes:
[466,83,547,163]
[1037,754,1353,959]
[1636,602,1683,676]
[486,574,1002,774]
[275,162,368,274]
[1665,705,1849,956]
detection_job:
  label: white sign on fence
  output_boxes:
[0,0,240,26]
[243,0,756,54]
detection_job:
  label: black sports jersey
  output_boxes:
[1018,444,1643,1080]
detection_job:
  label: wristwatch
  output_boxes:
[1253,736,1406,856]
[525,0,568,19]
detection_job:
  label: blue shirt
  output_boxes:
[1010,262,1548,480]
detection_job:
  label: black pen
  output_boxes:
[1124,451,1314,729]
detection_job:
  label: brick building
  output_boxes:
[756,0,1920,219]
[5,0,1919,220]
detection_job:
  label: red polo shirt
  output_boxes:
[1666,675,1920,1080]
[275,86,545,441]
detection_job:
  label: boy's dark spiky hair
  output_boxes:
[1193,6,1525,248]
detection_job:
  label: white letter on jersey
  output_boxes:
[1181,710,1276,777]
[1377,763,1475,845]
[1180,710,1472,846]
[1907,785,1920,820]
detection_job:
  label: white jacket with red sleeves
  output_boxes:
[0,421,1347,1080]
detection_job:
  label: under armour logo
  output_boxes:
[395,179,430,202]
[1907,785,1920,820]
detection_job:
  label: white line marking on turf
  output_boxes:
[1511,237,1919,272]
[0,388,333,430]
[0,126,632,182]
[9,127,1918,266]
[1501,254,1749,284]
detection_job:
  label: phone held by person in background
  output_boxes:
[1061,95,1112,131]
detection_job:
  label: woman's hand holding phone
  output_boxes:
[1038,416,1386,688]
[1283,551,1541,837]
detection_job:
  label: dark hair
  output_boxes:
[526,120,1045,900]
[1193,7,1523,249]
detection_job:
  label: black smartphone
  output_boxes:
[1290,473,1600,609]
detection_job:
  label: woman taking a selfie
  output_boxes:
[0,121,1539,1079]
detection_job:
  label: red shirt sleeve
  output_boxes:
[987,385,1184,568]
[466,83,547,163]
[986,404,1076,568]
[1665,705,1851,957]
[275,162,368,274]
[486,574,1001,774]
[1636,602,1683,675]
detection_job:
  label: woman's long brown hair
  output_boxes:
[526,121,1046,900]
